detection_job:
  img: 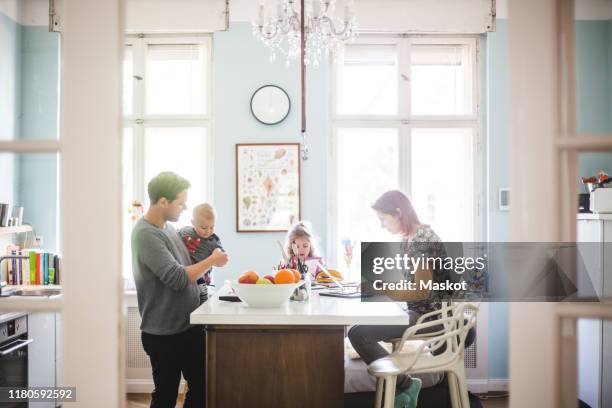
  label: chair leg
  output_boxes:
[447,371,460,408]
[452,363,470,408]
[375,377,384,408]
[382,375,397,408]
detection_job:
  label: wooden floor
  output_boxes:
[126,393,184,408]
[126,392,509,408]
[478,392,510,408]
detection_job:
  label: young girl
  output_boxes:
[282,221,324,279]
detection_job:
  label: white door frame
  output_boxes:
[507,0,612,407]
[60,0,125,406]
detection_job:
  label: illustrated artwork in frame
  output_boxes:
[236,143,301,232]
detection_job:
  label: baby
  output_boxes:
[179,203,223,304]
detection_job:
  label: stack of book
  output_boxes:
[5,245,62,285]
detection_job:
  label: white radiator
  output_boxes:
[126,306,155,393]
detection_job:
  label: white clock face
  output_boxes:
[250,85,290,125]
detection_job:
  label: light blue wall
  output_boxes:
[485,20,510,380]
[486,20,510,243]
[16,25,60,252]
[576,21,612,186]
[0,11,60,253]
[0,12,20,206]
[577,21,611,134]
[211,23,330,283]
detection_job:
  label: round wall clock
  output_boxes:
[250,85,291,125]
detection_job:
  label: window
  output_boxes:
[332,37,480,277]
[122,35,212,288]
[337,45,398,115]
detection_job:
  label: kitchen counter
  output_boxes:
[190,285,408,326]
[191,285,411,408]
[0,286,62,311]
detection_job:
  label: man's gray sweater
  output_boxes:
[132,218,199,335]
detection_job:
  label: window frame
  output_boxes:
[329,35,482,267]
[122,34,214,286]
[123,33,213,208]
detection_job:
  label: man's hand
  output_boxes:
[212,248,229,267]
[186,249,230,283]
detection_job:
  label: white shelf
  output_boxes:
[577,213,612,221]
[0,225,33,235]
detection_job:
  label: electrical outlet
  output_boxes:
[35,236,44,246]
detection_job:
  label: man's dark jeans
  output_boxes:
[141,327,206,408]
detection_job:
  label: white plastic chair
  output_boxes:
[389,301,459,353]
[368,302,479,408]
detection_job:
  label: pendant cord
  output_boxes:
[300,0,308,160]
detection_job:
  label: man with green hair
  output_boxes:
[132,171,229,407]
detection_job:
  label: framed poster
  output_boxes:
[236,143,301,232]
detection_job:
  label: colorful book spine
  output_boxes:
[36,253,41,285]
[11,249,17,285]
[18,249,23,285]
[15,250,24,285]
[29,251,37,284]
[55,255,61,284]
[22,250,28,285]
[43,253,48,285]
[6,248,13,285]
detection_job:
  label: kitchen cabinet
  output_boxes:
[28,312,60,408]
[577,214,612,408]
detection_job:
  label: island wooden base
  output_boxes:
[206,325,345,408]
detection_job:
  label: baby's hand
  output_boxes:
[212,248,229,267]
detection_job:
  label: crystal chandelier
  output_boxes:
[253,0,357,67]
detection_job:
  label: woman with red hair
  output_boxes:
[348,190,448,408]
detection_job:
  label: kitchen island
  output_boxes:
[191,285,409,408]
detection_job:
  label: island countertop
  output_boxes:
[190,285,410,326]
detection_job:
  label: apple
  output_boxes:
[256,277,273,285]
[263,275,276,284]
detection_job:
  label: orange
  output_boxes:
[291,269,301,283]
[275,269,295,284]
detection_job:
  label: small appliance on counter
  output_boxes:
[590,188,612,213]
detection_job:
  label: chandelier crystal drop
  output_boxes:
[253,0,357,67]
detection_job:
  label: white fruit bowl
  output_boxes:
[228,280,304,308]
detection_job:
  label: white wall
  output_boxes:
[0,0,48,26]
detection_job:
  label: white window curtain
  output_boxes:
[125,0,228,33]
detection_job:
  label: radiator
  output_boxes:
[126,307,153,392]
[465,309,478,370]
